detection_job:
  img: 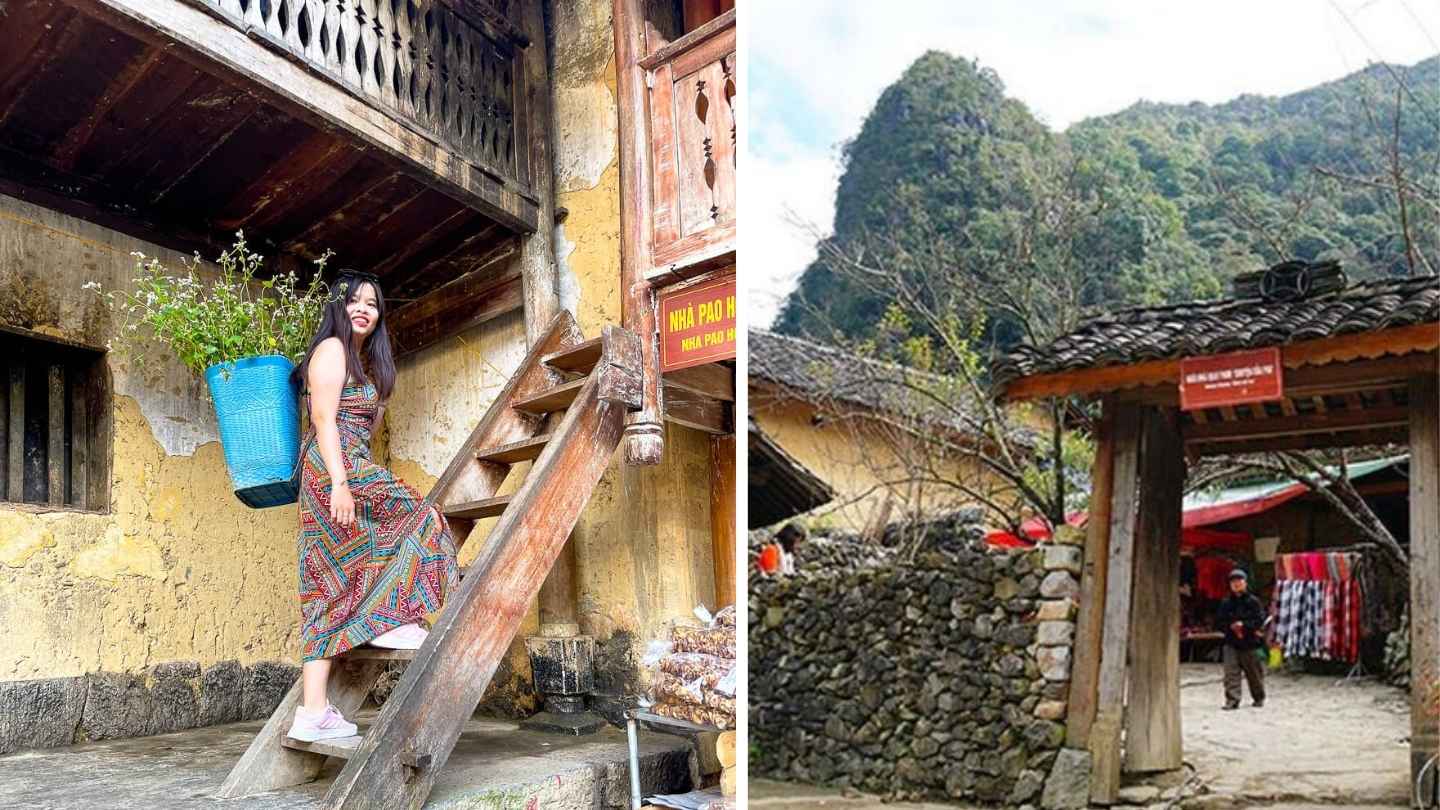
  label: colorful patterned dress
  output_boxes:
[297,381,459,661]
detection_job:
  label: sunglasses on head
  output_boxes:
[334,271,380,298]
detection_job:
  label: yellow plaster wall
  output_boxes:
[1,0,717,704]
[750,385,1005,534]
[369,0,718,707]
[0,196,301,683]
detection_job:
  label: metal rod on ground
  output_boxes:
[626,711,642,809]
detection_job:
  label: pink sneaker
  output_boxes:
[287,704,358,742]
[369,624,428,650]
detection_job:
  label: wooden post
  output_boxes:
[47,365,65,506]
[536,542,580,637]
[1124,406,1184,773]
[614,0,664,466]
[1067,395,1115,749]
[526,0,577,635]
[0,361,8,500]
[7,363,22,502]
[517,0,560,343]
[1410,374,1439,805]
[1089,401,1143,804]
[70,373,88,509]
[710,432,736,607]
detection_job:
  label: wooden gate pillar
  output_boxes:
[1088,403,1185,802]
[1067,396,1116,749]
[1124,406,1184,773]
[710,433,737,607]
[1410,374,1440,806]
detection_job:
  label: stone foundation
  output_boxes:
[0,660,297,754]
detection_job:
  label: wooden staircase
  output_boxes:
[217,311,642,809]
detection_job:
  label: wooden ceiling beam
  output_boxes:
[0,8,88,128]
[388,264,523,358]
[1190,426,1408,458]
[663,363,735,402]
[50,46,166,171]
[0,143,222,259]
[1004,324,1439,402]
[211,133,351,229]
[662,383,730,434]
[1184,405,1409,444]
[57,0,538,232]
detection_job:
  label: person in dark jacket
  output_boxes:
[1215,569,1266,709]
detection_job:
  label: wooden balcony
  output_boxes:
[641,8,735,281]
[0,0,548,356]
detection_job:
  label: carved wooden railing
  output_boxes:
[186,0,525,188]
[641,9,736,276]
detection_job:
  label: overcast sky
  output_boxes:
[744,0,1440,328]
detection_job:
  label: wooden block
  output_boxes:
[720,765,736,798]
[693,730,721,775]
[716,730,736,768]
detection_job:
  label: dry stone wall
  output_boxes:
[750,513,1084,807]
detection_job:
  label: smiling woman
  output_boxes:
[286,272,460,742]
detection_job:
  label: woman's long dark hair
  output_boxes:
[292,271,396,401]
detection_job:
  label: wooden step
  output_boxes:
[475,433,552,464]
[339,647,417,662]
[282,735,362,760]
[443,494,513,520]
[541,337,602,374]
[513,379,584,414]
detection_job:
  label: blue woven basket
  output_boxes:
[205,355,301,508]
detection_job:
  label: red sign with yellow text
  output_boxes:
[660,274,736,372]
[1179,348,1284,410]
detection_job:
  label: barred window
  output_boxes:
[2,326,110,511]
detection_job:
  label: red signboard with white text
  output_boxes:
[659,273,736,372]
[1179,348,1284,410]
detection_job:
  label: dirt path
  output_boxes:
[1178,663,1411,807]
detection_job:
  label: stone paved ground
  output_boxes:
[752,664,1412,809]
[0,713,692,809]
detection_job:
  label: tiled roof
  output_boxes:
[748,329,978,434]
[994,276,1439,387]
[747,418,835,529]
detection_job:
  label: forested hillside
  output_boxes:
[775,52,1439,344]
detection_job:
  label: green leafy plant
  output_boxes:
[88,232,332,378]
